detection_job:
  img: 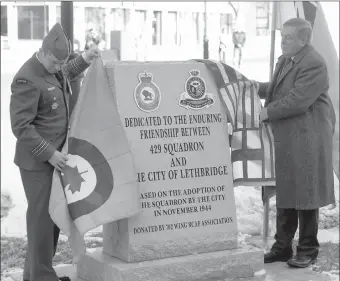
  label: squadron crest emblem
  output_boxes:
[134,71,161,112]
[179,69,214,110]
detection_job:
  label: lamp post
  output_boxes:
[203,1,209,59]
[60,1,74,48]
[61,1,82,115]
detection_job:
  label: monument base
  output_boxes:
[77,246,265,281]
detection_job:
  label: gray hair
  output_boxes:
[283,18,313,44]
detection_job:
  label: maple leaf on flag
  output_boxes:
[61,165,87,194]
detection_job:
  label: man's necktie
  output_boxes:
[278,58,291,80]
[54,72,63,86]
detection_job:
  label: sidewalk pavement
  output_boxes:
[7,263,333,281]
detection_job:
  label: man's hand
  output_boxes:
[48,151,68,171]
[260,107,269,122]
[82,45,101,63]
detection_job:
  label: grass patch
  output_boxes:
[86,231,103,238]
[1,236,103,275]
[1,237,26,274]
[1,236,339,276]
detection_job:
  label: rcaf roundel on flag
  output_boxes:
[49,58,141,259]
[61,137,114,221]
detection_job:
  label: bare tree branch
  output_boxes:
[228,2,239,20]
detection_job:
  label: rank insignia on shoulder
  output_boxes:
[16,79,28,84]
[48,86,56,91]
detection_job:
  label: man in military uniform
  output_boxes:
[10,23,100,281]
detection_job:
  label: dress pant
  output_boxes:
[271,208,319,258]
[20,169,60,281]
[233,46,243,67]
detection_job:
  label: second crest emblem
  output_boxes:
[179,69,214,110]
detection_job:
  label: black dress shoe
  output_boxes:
[287,256,317,268]
[264,251,293,263]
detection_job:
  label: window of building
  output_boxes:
[135,9,147,23]
[112,8,126,31]
[56,6,60,23]
[220,13,233,34]
[168,11,178,45]
[134,9,146,36]
[17,6,49,40]
[1,5,8,36]
[256,2,270,36]
[152,11,162,45]
[178,12,198,46]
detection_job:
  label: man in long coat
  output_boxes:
[10,23,100,281]
[258,18,335,268]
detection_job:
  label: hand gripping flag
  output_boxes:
[49,58,141,261]
[274,1,339,179]
[197,60,276,187]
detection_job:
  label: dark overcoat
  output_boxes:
[258,45,336,210]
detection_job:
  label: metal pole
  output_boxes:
[269,1,277,80]
[262,198,270,250]
[61,1,74,51]
[262,1,278,251]
[61,1,82,115]
[44,4,47,36]
[203,1,209,59]
[30,11,34,39]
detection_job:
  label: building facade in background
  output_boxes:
[0,2,271,61]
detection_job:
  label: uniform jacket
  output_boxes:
[258,45,336,209]
[10,53,90,171]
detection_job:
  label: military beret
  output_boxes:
[42,23,71,60]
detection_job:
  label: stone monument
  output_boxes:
[77,61,264,281]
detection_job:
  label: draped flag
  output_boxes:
[274,1,339,179]
[197,60,276,187]
[49,58,141,261]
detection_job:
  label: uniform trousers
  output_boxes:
[271,208,319,258]
[20,168,60,281]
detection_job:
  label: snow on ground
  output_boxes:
[324,272,340,281]
[234,176,339,239]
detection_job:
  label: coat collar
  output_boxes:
[30,52,62,88]
[277,44,313,64]
[292,44,313,64]
[264,45,313,106]
[29,52,49,77]
[274,45,312,86]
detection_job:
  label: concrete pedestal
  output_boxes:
[77,246,264,281]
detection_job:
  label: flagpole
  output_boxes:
[269,1,277,80]
[262,0,278,251]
